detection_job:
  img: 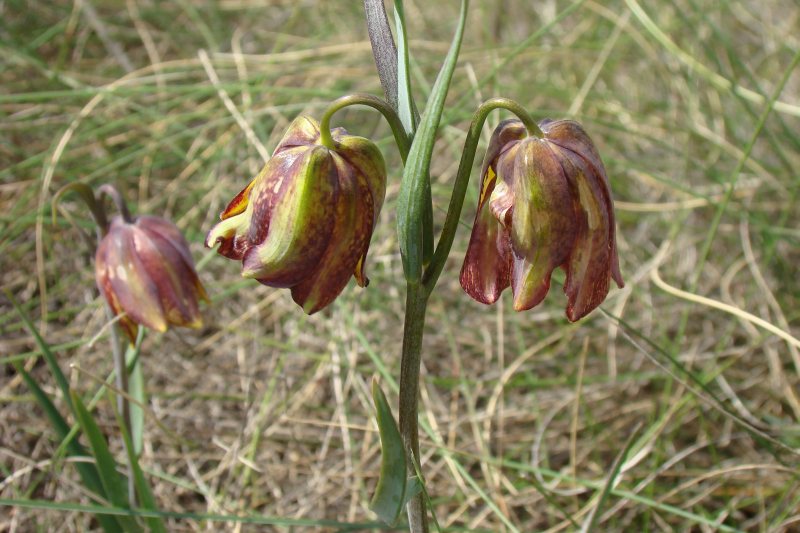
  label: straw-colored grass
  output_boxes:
[2,0,799,530]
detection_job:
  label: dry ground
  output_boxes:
[2,0,800,531]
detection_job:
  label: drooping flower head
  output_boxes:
[206,116,387,314]
[96,213,208,342]
[460,118,623,321]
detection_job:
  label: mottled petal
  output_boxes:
[205,210,252,260]
[99,219,168,332]
[273,115,321,154]
[95,238,139,342]
[480,119,526,183]
[137,226,204,328]
[137,216,193,270]
[542,119,623,285]
[459,121,527,306]
[510,139,578,311]
[333,133,387,285]
[551,145,621,321]
[460,165,512,304]
[242,145,337,287]
[291,153,374,313]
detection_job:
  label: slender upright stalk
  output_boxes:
[397,98,541,532]
[397,282,429,532]
[55,182,138,506]
[107,312,136,507]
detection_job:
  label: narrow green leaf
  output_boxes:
[112,391,167,533]
[581,424,642,532]
[396,0,468,282]
[369,379,407,526]
[0,498,382,528]
[11,362,121,533]
[7,291,75,415]
[126,336,145,457]
[70,392,143,533]
[393,0,415,135]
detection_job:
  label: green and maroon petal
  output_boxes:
[459,165,512,304]
[136,224,205,328]
[242,145,338,287]
[551,144,621,321]
[98,219,168,333]
[95,238,139,342]
[509,139,578,311]
[333,133,387,286]
[291,153,375,313]
[544,122,623,291]
[273,115,321,154]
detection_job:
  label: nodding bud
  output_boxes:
[460,118,623,321]
[96,213,208,342]
[206,115,387,314]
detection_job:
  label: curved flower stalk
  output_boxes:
[460,118,624,321]
[206,115,387,314]
[96,213,208,342]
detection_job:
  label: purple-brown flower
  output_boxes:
[95,214,208,342]
[460,118,624,321]
[205,116,387,314]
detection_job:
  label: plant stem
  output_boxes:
[396,97,541,532]
[318,93,411,161]
[107,308,136,507]
[98,184,134,223]
[398,281,429,533]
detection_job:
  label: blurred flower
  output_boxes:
[460,118,624,321]
[96,214,208,342]
[206,116,387,314]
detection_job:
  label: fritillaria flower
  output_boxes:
[95,213,208,342]
[460,118,624,321]
[205,116,387,314]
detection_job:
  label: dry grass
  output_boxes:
[2,0,800,531]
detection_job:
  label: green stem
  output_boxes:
[107,309,136,507]
[396,97,539,532]
[318,93,411,162]
[423,97,540,293]
[52,182,110,236]
[98,184,134,224]
[397,282,429,533]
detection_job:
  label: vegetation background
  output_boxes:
[2,0,799,531]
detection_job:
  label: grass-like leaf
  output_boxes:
[369,379,408,526]
[396,0,468,282]
[111,390,167,533]
[11,362,122,533]
[7,291,75,416]
[70,391,142,533]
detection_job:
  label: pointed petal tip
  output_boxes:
[565,304,589,323]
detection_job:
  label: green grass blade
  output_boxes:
[70,391,142,533]
[396,0,468,282]
[11,362,121,533]
[111,391,167,533]
[369,379,407,526]
[7,290,75,415]
[581,424,642,532]
[0,498,381,529]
